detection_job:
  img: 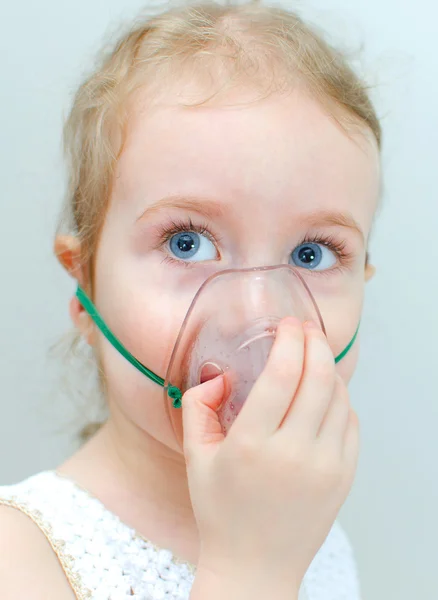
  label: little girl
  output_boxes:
[0,2,380,599]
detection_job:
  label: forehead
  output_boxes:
[112,87,380,234]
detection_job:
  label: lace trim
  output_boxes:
[53,470,197,575]
[0,497,91,600]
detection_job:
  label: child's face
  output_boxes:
[73,87,380,452]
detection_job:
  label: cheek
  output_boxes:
[310,275,364,384]
[94,285,189,453]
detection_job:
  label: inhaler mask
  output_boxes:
[76,264,358,446]
[163,265,325,443]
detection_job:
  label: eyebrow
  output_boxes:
[137,195,225,221]
[302,210,364,242]
[137,195,364,241]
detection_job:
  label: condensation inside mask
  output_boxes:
[164,265,325,445]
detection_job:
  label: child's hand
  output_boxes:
[183,317,360,596]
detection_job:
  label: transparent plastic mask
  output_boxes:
[164,265,324,445]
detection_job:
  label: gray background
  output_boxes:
[0,1,436,599]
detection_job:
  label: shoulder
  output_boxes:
[0,473,75,600]
[0,495,76,599]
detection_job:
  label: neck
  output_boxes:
[58,414,199,564]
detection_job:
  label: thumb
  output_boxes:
[182,374,226,454]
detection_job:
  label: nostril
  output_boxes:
[199,362,224,384]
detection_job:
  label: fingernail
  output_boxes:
[202,373,224,393]
[303,320,318,330]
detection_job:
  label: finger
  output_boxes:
[316,375,351,456]
[279,320,336,440]
[229,317,305,440]
[182,374,226,458]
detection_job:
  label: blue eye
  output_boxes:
[169,231,217,262]
[290,242,336,271]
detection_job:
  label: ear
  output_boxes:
[54,235,95,345]
[365,263,376,282]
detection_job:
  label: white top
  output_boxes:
[0,471,362,599]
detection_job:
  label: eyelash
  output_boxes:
[154,218,355,273]
[154,218,221,270]
[299,231,355,275]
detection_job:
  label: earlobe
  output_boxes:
[365,263,376,282]
[69,295,95,345]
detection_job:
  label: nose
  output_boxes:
[208,265,319,340]
[206,269,278,340]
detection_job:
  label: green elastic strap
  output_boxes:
[76,285,359,409]
[76,286,182,408]
[334,321,360,364]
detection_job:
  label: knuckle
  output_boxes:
[282,443,308,473]
[269,440,306,473]
[314,453,343,485]
[268,358,302,384]
[335,374,349,396]
[183,443,197,468]
[311,358,334,384]
[337,388,351,411]
[231,435,259,462]
[348,407,360,429]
